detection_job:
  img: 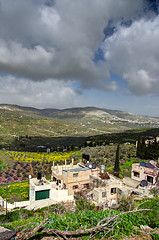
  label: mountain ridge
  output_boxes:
[1,104,159,132]
[1,103,159,149]
[0,103,158,119]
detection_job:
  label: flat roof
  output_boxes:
[63,167,90,172]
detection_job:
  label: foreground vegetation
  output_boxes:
[0,198,158,239]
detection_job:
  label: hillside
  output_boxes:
[1,104,159,149]
[1,104,159,131]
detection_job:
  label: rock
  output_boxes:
[0,226,16,240]
[140,225,152,232]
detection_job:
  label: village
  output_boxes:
[0,136,159,212]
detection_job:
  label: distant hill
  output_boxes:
[1,104,159,132]
[0,104,159,149]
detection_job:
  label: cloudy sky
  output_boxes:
[0,0,159,116]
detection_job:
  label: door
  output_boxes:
[147,175,153,184]
[35,190,50,200]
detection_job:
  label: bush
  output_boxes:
[149,188,159,198]
[75,199,95,212]
[137,198,159,228]
[118,195,135,211]
[151,233,159,240]
[37,203,66,215]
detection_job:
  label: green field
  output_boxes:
[0,181,29,202]
[4,150,80,163]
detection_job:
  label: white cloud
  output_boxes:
[0,0,143,90]
[103,15,159,95]
[0,76,82,108]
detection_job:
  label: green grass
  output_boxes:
[0,181,29,202]
[1,198,159,239]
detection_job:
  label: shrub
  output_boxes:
[118,195,135,211]
[149,188,159,198]
[151,233,159,240]
[75,199,95,212]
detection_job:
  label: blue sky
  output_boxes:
[0,0,159,117]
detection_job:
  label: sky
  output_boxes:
[0,0,159,117]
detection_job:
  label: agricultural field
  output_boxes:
[0,150,80,185]
[0,143,139,186]
[4,150,80,163]
[0,181,29,202]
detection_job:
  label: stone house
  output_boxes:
[131,162,159,185]
[145,136,159,145]
[51,160,99,195]
[90,173,130,206]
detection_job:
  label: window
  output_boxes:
[84,183,89,189]
[73,173,78,177]
[111,188,116,194]
[102,192,106,198]
[133,171,140,178]
[147,175,153,184]
[73,185,78,189]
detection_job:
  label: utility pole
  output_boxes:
[6,180,8,218]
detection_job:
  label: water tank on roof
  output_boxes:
[86,161,89,167]
[100,165,105,173]
[140,180,148,187]
[146,162,155,169]
[37,172,42,180]
[85,154,90,161]
[150,160,155,165]
[140,162,146,167]
[92,163,97,169]
[89,163,92,169]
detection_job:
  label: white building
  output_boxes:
[29,176,73,203]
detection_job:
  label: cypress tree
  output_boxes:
[140,137,146,158]
[114,144,120,177]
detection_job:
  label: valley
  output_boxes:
[0,104,159,240]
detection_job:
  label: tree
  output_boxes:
[114,144,120,177]
[136,137,146,159]
[140,137,146,158]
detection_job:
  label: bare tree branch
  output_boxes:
[136,200,151,210]
[16,218,48,240]
[16,209,151,240]
[41,209,151,237]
